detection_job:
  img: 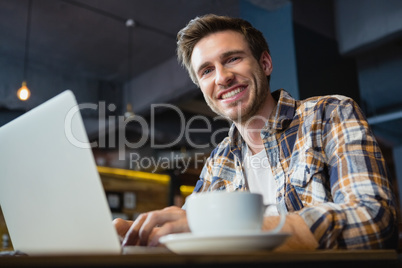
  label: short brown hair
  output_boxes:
[177,14,270,85]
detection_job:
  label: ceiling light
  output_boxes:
[18,0,33,101]
[124,103,135,119]
[17,81,31,101]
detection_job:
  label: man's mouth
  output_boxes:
[221,87,245,100]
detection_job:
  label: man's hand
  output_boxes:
[263,214,318,251]
[113,206,190,247]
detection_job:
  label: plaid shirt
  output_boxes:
[193,89,397,249]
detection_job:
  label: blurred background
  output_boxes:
[1,0,402,249]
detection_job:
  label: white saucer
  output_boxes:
[159,231,291,254]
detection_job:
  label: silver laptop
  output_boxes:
[0,90,122,255]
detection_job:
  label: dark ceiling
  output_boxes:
[0,0,239,83]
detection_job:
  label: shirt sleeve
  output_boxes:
[296,97,398,249]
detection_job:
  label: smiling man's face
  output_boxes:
[191,30,273,123]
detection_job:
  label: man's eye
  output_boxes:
[202,68,213,76]
[228,57,240,63]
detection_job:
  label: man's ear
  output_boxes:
[259,51,273,76]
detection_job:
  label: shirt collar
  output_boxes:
[228,89,297,147]
[267,89,297,132]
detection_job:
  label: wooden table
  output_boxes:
[0,249,399,268]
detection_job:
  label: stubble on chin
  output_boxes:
[204,97,239,122]
[205,99,260,124]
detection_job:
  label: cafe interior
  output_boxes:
[1,0,402,267]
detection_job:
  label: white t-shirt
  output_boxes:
[243,147,278,216]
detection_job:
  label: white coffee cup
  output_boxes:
[185,191,285,235]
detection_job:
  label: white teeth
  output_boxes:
[221,87,245,99]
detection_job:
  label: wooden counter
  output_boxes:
[0,249,399,268]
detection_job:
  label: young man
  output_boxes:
[114,14,397,249]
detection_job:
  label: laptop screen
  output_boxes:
[0,90,121,255]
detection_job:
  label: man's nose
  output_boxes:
[215,66,234,86]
